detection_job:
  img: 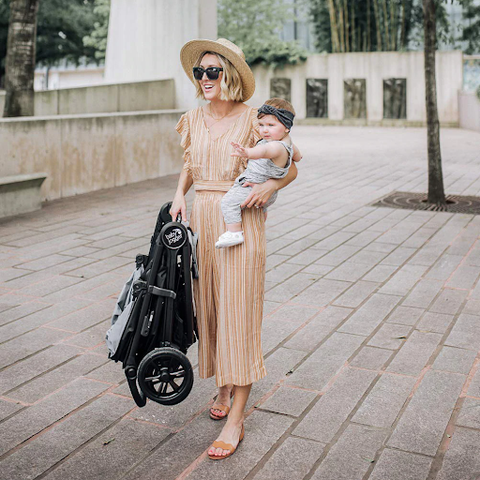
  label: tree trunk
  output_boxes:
[423,0,446,205]
[373,0,382,50]
[328,0,340,52]
[3,0,40,117]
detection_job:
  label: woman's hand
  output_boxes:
[169,191,187,222]
[230,142,250,158]
[240,179,277,208]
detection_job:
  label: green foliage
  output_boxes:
[0,0,8,86]
[218,0,308,67]
[83,0,110,61]
[477,85,480,101]
[461,0,480,54]
[35,0,97,66]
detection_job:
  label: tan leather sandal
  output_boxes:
[209,403,230,420]
[208,424,245,460]
[209,387,235,420]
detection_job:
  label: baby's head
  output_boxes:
[257,98,296,142]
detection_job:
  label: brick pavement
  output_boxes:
[1,125,480,480]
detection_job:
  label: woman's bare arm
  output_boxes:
[169,168,194,222]
[241,161,298,208]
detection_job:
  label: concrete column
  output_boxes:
[104,0,217,110]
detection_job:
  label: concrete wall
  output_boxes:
[250,51,463,125]
[105,0,217,111]
[0,110,185,201]
[34,66,105,91]
[459,91,480,132]
[0,79,175,117]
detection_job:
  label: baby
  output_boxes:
[215,98,302,249]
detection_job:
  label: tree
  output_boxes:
[3,0,40,117]
[461,0,480,54]
[217,0,308,67]
[423,0,445,205]
[82,0,110,62]
[308,0,453,53]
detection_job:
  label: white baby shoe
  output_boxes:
[215,231,244,249]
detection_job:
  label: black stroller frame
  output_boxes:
[108,202,198,407]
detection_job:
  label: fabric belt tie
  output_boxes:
[194,180,235,193]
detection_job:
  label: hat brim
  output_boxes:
[180,39,255,102]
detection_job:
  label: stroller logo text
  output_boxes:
[165,228,183,246]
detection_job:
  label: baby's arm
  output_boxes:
[292,143,302,162]
[231,141,285,161]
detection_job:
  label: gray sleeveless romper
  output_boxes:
[220,140,293,224]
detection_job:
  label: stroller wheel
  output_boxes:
[137,347,193,405]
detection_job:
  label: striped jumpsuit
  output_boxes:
[176,106,267,387]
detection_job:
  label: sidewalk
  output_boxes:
[1,125,480,480]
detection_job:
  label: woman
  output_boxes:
[169,38,298,460]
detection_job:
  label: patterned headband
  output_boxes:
[257,104,295,130]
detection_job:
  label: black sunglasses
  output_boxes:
[192,67,223,81]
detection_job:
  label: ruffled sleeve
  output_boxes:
[175,113,193,177]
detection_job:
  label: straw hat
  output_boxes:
[180,38,255,101]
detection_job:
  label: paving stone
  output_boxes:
[286,249,329,266]
[265,273,321,303]
[0,327,73,369]
[42,418,169,480]
[381,246,417,266]
[309,424,387,480]
[248,347,307,410]
[350,346,393,370]
[348,249,389,267]
[437,427,480,480]
[324,260,373,282]
[286,332,364,391]
[379,265,428,296]
[0,344,84,394]
[14,254,76,271]
[467,367,480,398]
[293,367,377,443]
[0,394,134,480]
[367,323,412,350]
[368,448,432,480]
[426,254,463,281]
[416,312,454,334]
[0,378,110,456]
[259,386,317,417]
[429,288,468,315]
[0,398,23,421]
[362,264,398,283]
[352,373,416,427]
[408,246,444,267]
[0,297,93,342]
[446,264,480,290]
[447,234,478,256]
[64,319,110,349]
[332,280,379,308]
[0,300,51,326]
[387,370,466,455]
[339,294,401,337]
[284,306,352,352]
[8,354,107,403]
[292,278,352,307]
[432,346,477,374]
[85,359,127,384]
[462,298,480,315]
[386,306,425,326]
[265,262,304,284]
[364,242,398,253]
[261,305,319,353]
[301,263,335,276]
[456,397,480,429]
[314,245,362,267]
[402,278,444,309]
[274,237,321,256]
[445,313,480,350]
[387,330,443,375]
[253,436,325,480]
[47,298,116,332]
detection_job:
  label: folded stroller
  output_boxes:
[106,202,199,407]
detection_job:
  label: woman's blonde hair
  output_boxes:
[258,97,296,117]
[194,52,244,102]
